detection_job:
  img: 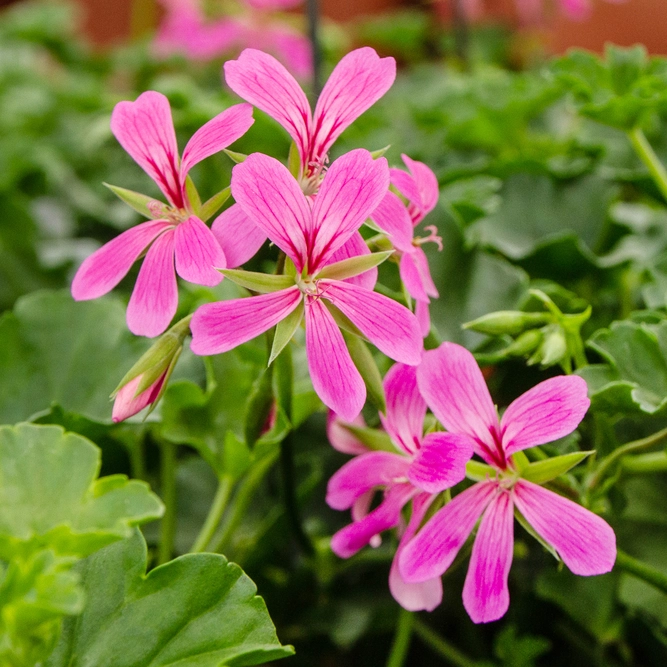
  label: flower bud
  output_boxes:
[112,371,169,423]
[529,324,567,368]
[463,311,551,336]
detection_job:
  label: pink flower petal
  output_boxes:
[390,168,420,210]
[126,228,178,338]
[399,481,497,583]
[501,375,590,456]
[379,363,426,455]
[310,150,389,271]
[415,299,431,338]
[305,297,365,422]
[311,47,396,161]
[180,103,254,180]
[370,191,414,253]
[270,29,313,80]
[231,153,310,270]
[320,281,422,366]
[211,204,267,268]
[399,252,429,303]
[390,493,443,611]
[327,410,368,455]
[174,216,226,286]
[401,154,439,218]
[325,231,378,290]
[71,220,172,301]
[513,480,616,575]
[190,286,302,355]
[462,488,514,624]
[403,247,439,299]
[224,49,312,164]
[112,372,166,423]
[417,343,501,466]
[110,91,183,208]
[330,483,415,558]
[326,451,411,510]
[408,432,474,494]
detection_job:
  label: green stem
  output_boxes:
[190,475,233,553]
[158,441,177,565]
[212,450,279,554]
[616,549,667,595]
[622,451,667,474]
[412,619,477,667]
[588,425,667,489]
[127,435,146,482]
[385,609,413,667]
[627,127,667,203]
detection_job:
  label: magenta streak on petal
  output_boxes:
[190,286,302,355]
[399,480,497,583]
[211,204,267,269]
[330,483,416,558]
[320,280,422,365]
[462,488,514,624]
[174,216,226,286]
[71,220,173,301]
[126,228,178,338]
[304,296,365,422]
[513,480,616,576]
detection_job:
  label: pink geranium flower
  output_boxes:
[371,155,441,336]
[190,149,423,420]
[71,92,254,338]
[327,363,473,611]
[399,342,616,624]
[212,47,396,263]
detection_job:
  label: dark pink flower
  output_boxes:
[372,155,441,336]
[190,149,423,420]
[71,92,254,337]
[399,342,616,624]
[327,363,473,611]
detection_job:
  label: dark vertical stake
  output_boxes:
[307,0,321,97]
[451,0,470,70]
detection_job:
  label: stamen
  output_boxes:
[414,225,443,251]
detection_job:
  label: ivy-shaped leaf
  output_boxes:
[0,423,163,559]
[46,530,294,667]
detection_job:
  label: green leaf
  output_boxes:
[269,299,303,365]
[343,332,386,414]
[220,269,295,294]
[103,183,156,219]
[223,431,252,480]
[0,291,150,424]
[342,424,395,453]
[46,530,294,667]
[521,451,593,484]
[314,251,393,282]
[200,186,231,222]
[0,423,163,559]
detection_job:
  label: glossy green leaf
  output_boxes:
[315,251,393,282]
[220,269,295,294]
[46,530,294,667]
[0,424,163,559]
[200,186,231,222]
[521,451,593,484]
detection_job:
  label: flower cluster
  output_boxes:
[72,45,616,624]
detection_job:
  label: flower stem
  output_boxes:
[189,475,233,553]
[627,127,667,203]
[616,549,667,595]
[157,441,177,565]
[412,619,477,667]
[587,425,667,490]
[385,609,413,667]
[622,451,667,474]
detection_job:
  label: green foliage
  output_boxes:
[46,530,294,667]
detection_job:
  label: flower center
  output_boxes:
[300,156,329,197]
[148,200,186,224]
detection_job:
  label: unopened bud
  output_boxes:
[529,325,567,368]
[504,329,543,357]
[463,311,551,336]
[112,371,169,423]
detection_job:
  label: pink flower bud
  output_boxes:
[112,372,168,423]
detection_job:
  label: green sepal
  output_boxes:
[269,300,304,365]
[103,183,157,219]
[515,509,560,561]
[184,175,202,217]
[521,451,593,485]
[343,332,386,414]
[200,186,231,222]
[342,424,395,453]
[370,145,391,159]
[224,149,248,164]
[287,141,301,178]
[274,344,294,420]
[220,269,295,293]
[511,450,530,473]
[315,251,393,282]
[466,460,496,481]
[143,348,183,418]
[324,302,365,339]
[284,257,298,278]
[244,366,275,449]
[463,310,551,336]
